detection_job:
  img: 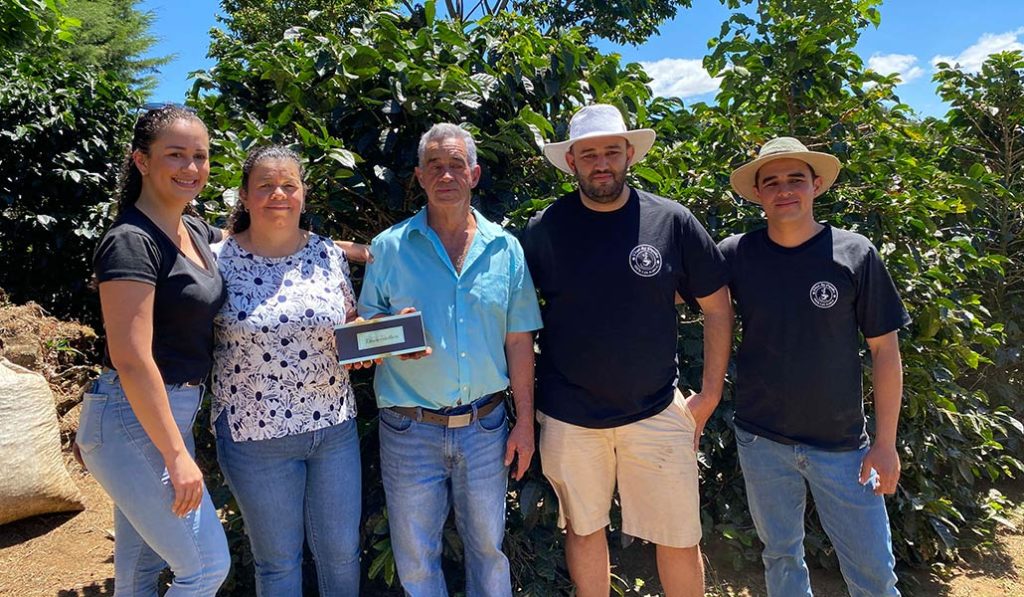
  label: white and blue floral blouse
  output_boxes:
[211,234,356,441]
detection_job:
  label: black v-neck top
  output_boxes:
[94,206,225,384]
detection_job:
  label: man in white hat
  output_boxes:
[720,137,909,596]
[521,104,733,596]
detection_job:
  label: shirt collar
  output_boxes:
[407,206,498,244]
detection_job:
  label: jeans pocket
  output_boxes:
[379,408,413,434]
[476,402,508,433]
[76,393,108,454]
[734,425,759,447]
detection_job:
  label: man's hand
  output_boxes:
[864,332,903,496]
[395,307,432,360]
[343,357,383,370]
[691,286,731,452]
[342,316,384,369]
[860,443,901,495]
[504,418,535,480]
[684,391,721,452]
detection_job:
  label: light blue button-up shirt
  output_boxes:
[357,207,543,409]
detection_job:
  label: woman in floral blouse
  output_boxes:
[210,145,361,596]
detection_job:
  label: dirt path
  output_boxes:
[628,480,1024,596]
[2,465,1022,596]
[1,455,114,597]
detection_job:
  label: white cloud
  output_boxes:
[932,28,1024,72]
[867,53,925,84]
[639,58,722,99]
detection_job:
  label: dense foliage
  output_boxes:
[2,0,1021,593]
[653,0,1024,570]
[1,0,80,48]
[210,0,398,57]
[449,0,692,45]
[934,51,1024,415]
[184,0,1024,592]
[0,0,145,323]
[191,6,656,591]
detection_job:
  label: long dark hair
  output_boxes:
[114,105,207,216]
[227,145,305,234]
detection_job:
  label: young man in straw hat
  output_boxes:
[720,137,910,596]
[521,104,733,596]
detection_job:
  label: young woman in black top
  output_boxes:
[75,106,230,596]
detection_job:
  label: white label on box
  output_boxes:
[357,326,406,350]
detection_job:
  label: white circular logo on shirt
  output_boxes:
[629,244,662,277]
[809,281,839,309]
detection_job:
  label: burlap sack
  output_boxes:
[0,358,84,525]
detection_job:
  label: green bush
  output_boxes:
[182,2,1024,592]
[190,5,653,592]
[0,0,149,324]
[5,0,1021,593]
[638,0,1024,571]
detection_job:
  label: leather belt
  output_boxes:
[386,393,504,428]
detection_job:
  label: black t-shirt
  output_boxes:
[718,225,911,450]
[522,188,730,428]
[94,206,225,384]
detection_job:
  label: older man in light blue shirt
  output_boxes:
[358,123,542,597]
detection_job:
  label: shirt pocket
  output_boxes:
[469,271,510,310]
[76,393,108,454]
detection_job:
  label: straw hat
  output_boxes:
[543,104,656,174]
[729,137,842,203]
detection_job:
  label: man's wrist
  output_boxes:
[696,386,723,402]
[512,414,534,428]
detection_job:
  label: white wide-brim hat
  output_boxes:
[543,104,656,174]
[729,137,842,203]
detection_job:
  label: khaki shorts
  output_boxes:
[536,389,701,548]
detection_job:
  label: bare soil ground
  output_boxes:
[1,455,114,597]
[2,469,1022,596]
[612,478,1024,597]
[2,296,1022,596]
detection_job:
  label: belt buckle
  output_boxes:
[446,412,473,428]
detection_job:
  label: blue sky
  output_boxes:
[141,0,1024,118]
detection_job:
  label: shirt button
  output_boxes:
[459,318,464,323]
[460,352,467,358]
[463,385,469,391]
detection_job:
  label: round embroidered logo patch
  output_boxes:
[629,244,662,277]
[809,281,839,309]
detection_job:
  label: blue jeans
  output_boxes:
[215,413,362,597]
[735,426,900,597]
[76,371,230,597]
[378,398,511,597]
